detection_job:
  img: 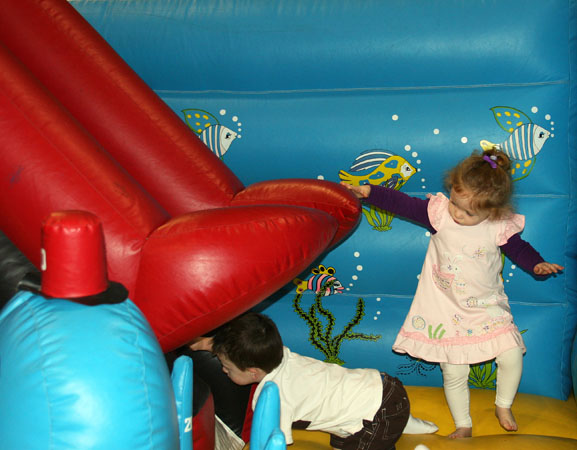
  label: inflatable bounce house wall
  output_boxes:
[1,0,577,449]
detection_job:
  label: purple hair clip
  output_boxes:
[483,154,498,169]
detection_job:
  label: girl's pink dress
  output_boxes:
[392,193,526,364]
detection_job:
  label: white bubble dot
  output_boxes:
[354,251,360,257]
[219,109,227,116]
[511,265,517,269]
[352,275,358,281]
[317,175,325,180]
[461,137,468,143]
[392,114,399,121]
[405,145,411,151]
[412,152,418,158]
[425,231,431,237]
[531,106,539,113]
[416,159,421,164]
[509,273,514,277]
[433,129,440,135]
[545,114,551,121]
[356,265,363,271]
[376,297,381,302]
[376,311,381,315]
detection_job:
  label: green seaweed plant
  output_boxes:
[293,280,381,365]
[468,329,528,389]
[362,205,395,231]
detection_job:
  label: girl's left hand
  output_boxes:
[533,262,564,275]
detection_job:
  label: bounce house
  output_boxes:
[1,0,577,449]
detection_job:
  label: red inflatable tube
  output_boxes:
[0,41,167,292]
[0,0,243,214]
[0,0,360,249]
[136,205,338,349]
[0,0,360,353]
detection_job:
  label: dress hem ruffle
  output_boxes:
[392,327,526,365]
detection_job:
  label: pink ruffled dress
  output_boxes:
[392,193,526,364]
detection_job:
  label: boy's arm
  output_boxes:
[365,185,433,229]
[500,234,564,276]
[188,336,214,352]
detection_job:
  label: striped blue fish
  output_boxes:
[495,123,550,161]
[199,124,237,159]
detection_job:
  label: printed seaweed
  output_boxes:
[468,329,528,389]
[293,280,381,365]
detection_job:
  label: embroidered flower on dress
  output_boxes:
[412,315,426,330]
[473,247,487,259]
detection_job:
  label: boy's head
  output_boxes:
[212,312,283,385]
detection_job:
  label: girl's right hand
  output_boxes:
[340,182,371,199]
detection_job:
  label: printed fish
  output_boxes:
[182,109,238,159]
[481,123,550,161]
[293,265,344,296]
[199,124,237,159]
[339,150,416,190]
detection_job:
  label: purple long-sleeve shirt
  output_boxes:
[366,185,544,275]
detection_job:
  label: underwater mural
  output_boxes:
[182,108,242,159]
[339,150,417,231]
[480,106,552,181]
[292,265,381,365]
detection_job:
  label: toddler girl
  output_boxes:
[342,148,563,439]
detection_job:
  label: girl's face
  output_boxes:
[448,188,490,226]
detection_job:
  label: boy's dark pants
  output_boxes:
[330,373,410,450]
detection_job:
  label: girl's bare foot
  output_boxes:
[495,406,518,431]
[448,427,472,439]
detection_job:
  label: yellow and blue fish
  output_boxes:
[339,150,416,189]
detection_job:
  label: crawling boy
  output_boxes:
[190,312,437,450]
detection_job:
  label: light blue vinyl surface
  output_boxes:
[0,292,180,449]
[71,0,577,400]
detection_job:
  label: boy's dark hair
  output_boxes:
[212,312,284,373]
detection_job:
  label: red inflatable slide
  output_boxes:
[0,0,360,351]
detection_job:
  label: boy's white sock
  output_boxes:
[402,415,439,434]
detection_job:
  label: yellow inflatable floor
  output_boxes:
[247,386,577,449]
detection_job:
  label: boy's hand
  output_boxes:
[189,336,214,352]
[533,262,564,276]
[340,182,371,199]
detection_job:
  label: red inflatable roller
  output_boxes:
[0,0,360,353]
[0,41,167,292]
[136,206,338,350]
[0,0,242,214]
[0,0,361,249]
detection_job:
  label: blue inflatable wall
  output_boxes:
[71,0,577,400]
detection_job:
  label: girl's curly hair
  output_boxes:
[445,147,514,220]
